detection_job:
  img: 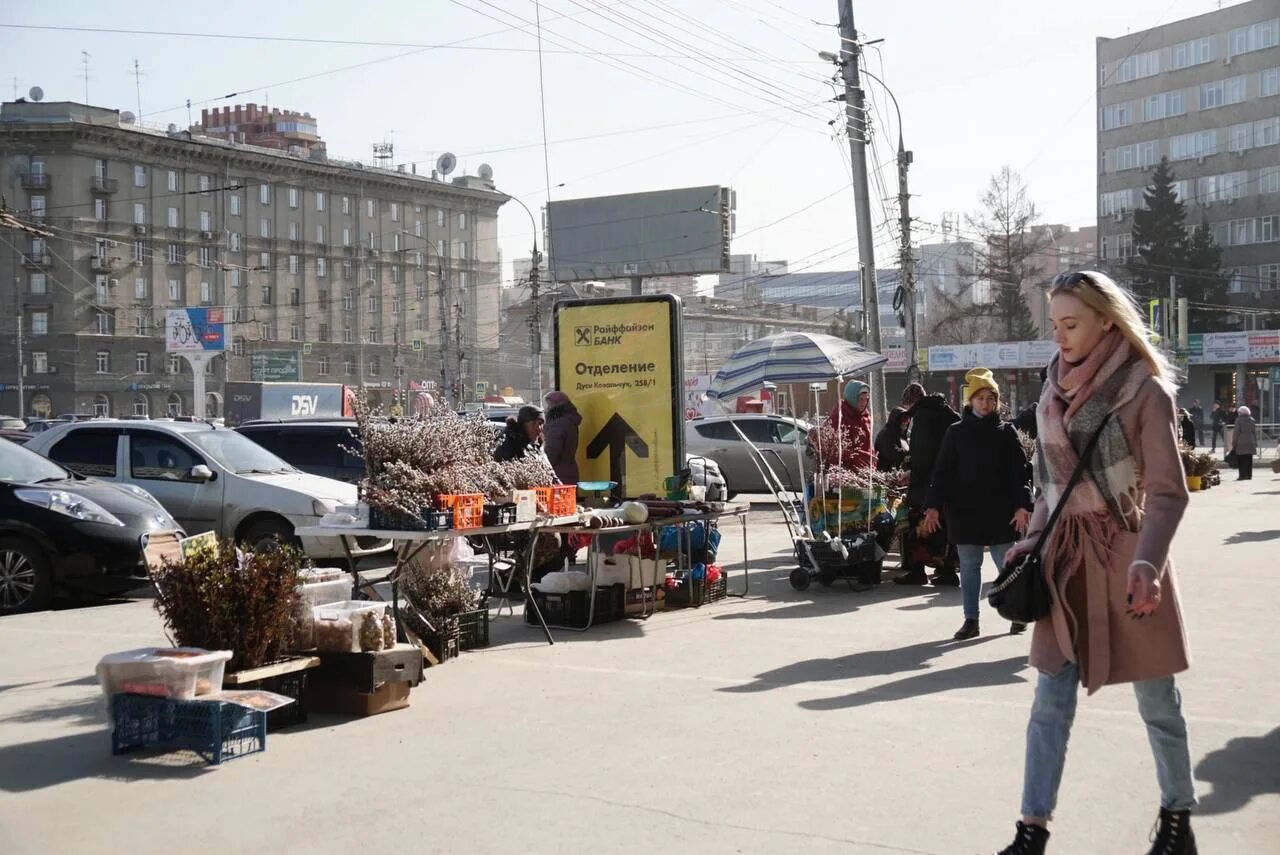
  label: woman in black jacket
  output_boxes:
[873,407,911,471]
[920,369,1033,640]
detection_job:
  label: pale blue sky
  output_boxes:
[1,0,1232,286]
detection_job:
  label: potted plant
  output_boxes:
[1181,449,1201,491]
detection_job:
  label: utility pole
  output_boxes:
[897,139,918,381]
[835,0,886,427]
[438,262,450,401]
[15,278,24,418]
[529,249,543,399]
[81,51,90,104]
[1168,274,1176,346]
[132,59,143,123]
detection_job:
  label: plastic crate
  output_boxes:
[534,485,577,517]
[97,648,232,701]
[525,584,623,628]
[110,693,266,765]
[425,624,459,664]
[457,607,490,650]
[369,506,427,531]
[481,503,518,527]
[437,493,484,530]
[423,508,454,531]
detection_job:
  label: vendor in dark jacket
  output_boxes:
[873,407,911,471]
[920,368,1033,640]
[543,391,582,484]
[494,404,546,463]
[897,383,961,585]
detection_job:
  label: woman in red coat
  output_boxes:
[827,379,876,471]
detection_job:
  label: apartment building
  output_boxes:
[0,99,505,418]
[1097,0,1280,314]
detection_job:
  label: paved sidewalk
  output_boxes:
[0,474,1277,854]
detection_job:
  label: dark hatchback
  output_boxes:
[0,438,182,614]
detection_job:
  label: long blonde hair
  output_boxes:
[1049,270,1175,387]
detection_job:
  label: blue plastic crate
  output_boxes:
[110,693,267,765]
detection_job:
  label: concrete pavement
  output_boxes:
[0,473,1277,854]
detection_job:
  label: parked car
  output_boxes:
[684,414,812,495]
[25,420,390,562]
[25,419,70,434]
[1,430,33,445]
[0,437,182,614]
[0,416,27,431]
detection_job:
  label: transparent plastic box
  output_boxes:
[288,578,353,651]
[96,648,233,701]
[313,601,389,653]
[299,567,347,584]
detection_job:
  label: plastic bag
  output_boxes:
[451,536,475,563]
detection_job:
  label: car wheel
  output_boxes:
[0,537,53,615]
[240,519,297,554]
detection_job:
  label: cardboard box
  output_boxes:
[304,678,412,717]
[313,643,423,692]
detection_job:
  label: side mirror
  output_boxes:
[188,464,215,483]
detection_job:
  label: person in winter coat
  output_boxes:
[898,384,961,585]
[873,407,911,472]
[990,271,1196,855]
[494,405,546,463]
[1210,401,1226,451]
[1189,400,1204,446]
[920,368,1033,640]
[825,379,876,471]
[1229,405,1257,481]
[1179,409,1197,449]
[543,390,581,484]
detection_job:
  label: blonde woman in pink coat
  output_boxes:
[994,271,1196,855]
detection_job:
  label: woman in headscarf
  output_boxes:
[543,390,582,485]
[1229,405,1257,481]
[826,379,876,471]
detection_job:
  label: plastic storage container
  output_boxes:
[313,601,390,653]
[299,567,347,584]
[287,577,353,650]
[96,648,233,701]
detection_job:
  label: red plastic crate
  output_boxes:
[437,493,484,530]
[534,485,577,517]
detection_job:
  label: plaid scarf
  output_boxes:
[1037,330,1150,532]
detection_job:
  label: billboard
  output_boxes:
[250,351,302,382]
[166,308,225,353]
[547,185,735,281]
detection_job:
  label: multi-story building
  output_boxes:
[1097,0,1280,314]
[0,99,505,418]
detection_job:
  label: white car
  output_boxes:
[25,420,391,562]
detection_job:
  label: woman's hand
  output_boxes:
[918,508,940,536]
[1126,561,1162,618]
[1011,508,1031,534]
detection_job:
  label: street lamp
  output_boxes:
[504,194,545,400]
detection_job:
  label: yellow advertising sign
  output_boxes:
[555,296,683,497]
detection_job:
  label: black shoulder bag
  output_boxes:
[988,415,1111,624]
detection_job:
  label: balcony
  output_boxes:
[90,176,119,194]
[22,172,50,190]
[90,255,117,273]
[22,253,52,269]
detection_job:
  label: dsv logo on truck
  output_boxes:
[291,395,320,416]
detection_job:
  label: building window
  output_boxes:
[342,227,352,247]
[458,271,468,289]
[288,187,299,208]
[95,276,109,305]
[230,232,242,251]
[167,170,178,192]
[167,244,180,264]
[135,313,151,336]
[342,196,351,215]
[391,296,401,315]
[344,356,354,376]
[261,285,273,305]
[132,164,146,187]
[436,208,445,228]
[436,239,445,258]
[458,212,467,229]
[136,351,151,374]
[290,287,301,306]
[367,294,378,313]
[259,218,270,238]
[167,354,181,374]
[416,283,425,301]
[134,277,147,299]
[200,281,212,304]
[229,268,241,289]
[133,241,145,263]
[414,219,423,238]
[343,290,354,311]
[315,224,325,245]
[259,251,271,270]
[1101,102,1132,130]
[319,322,330,341]
[288,255,299,274]
[343,326,353,343]
[312,354,329,377]
[94,313,114,335]
[230,194,241,216]
[168,279,181,301]
[1261,167,1280,195]
[32,352,48,374]
[316,191,326,212]
[317,257,327,278]
[31,311,48,335]
[1256,117,1280,148]
[199,175,211,193]
[1229,19,1280,58]
[390,202,400,222]
[367,199,376,218]
[167,207,179,228]
[415,315,426,332]
[368,355,380,376]
[1262,68,1280,99]
[290,323,300,341]
[260,184,271,205]
[342,260,353,279]
[261,322,273,341]
[391,265,400,282]
[94,198,106,221]
[30,273,47,295]
[368,326,381,345]
[289,221,300,241]
[199,211,212,232]
[133,203,147,225]
[198,247,212,268]
[96,351,110,374]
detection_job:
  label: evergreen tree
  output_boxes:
[1182,219,1230,332]
[963,167,1048,341]
[1129,156,1188,303]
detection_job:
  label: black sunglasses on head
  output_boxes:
[1052,271,1094,290]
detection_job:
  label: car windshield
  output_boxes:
[0,436,71,484]
[184,429,297,474]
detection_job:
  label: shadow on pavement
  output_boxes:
[1194,727,1280,816]
[718,636,1003,695]
[1222,530,1280,545]
[0,729,210,792]
[799,656,1029,710]
[0,694,105,726]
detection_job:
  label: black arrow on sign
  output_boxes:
[586,412,649,486]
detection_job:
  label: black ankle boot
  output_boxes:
[996,821,1049,855]
[953,618,979,640]
[1147,808,1197,855]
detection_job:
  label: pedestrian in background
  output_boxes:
[898,382,961,586]
[543,390,582,485]
[1210,401,1226,451]
[993,271,1196,855]
[874,407,911,471]
[1179,409,1197,449]
[919,368,1033,640]
[1228,405,1257,481]
[1189,399,1204,446]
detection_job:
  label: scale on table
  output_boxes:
[576,481,617,509]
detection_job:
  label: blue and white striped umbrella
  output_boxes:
[707,332,887,401]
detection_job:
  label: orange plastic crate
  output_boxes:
[437,493,484,530]
[534,485,577,517]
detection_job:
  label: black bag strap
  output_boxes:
[1029,414,1111,557]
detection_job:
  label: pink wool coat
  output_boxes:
[1025,375,1191,694]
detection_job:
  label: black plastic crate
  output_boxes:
[369,506,427,531]
[110,693,266,765]
[457,607,490,650]
[525,585,624,629]
[481,503,518,527]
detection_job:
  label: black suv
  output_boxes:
[236,419,365,483]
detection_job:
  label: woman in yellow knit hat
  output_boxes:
[920,367,1034,640]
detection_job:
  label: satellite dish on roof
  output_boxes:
[120,111,136,124]
[436,152,456,177]
[167,123,178,134]
[28,86,44,102]
[477,163,493,181]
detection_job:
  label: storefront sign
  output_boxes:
[1019,341,1058,368]
[980,342,1023,369]
[884,340,910,371]
[1185,333,1205,366]
[555,296,682,496]
[927,340,1056,372]
[1202,332,1250,364]
[250,351,301,382]
[1248,331,1280,363]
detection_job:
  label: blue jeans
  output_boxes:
[1021,661,1196,820]
[954,542,1011,620]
